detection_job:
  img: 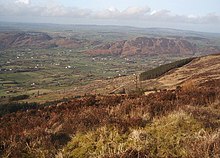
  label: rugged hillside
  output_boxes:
[86,36,220,56]
[87,37,198,56]
[0,32,92,49]
[66,53,220,96]
[0,54,220,157]
[24,54,220,103]
[1,32,219,56]
[141,53,220,91]
[0,32,53,49]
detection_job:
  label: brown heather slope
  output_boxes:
[1,32,219,56]
[86,37,197,56]
[67,53,220,96]
[0,32,92,49]
[141,53,220,91]
[25,53,220,103]
[0,54,220,157]
[0,32,54,49]
[86,36,220,56]
[81,53,220,95]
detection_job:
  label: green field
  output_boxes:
[0,47,191,97]
[1,24,219,100]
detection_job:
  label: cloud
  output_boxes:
[0,2,219,26]
[90,6,151,19]
[15,0,31,5]
[123,6,150,16]
[150,9,170,17]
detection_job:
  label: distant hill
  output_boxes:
[0,32,54,49]
[0,32,93,49]
[86,37,199,56]
[0,24,220,56]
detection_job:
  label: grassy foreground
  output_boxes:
[64,111,203,158]
[0,79,219,157]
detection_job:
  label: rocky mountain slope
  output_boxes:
[1,31,219,56]
[86,37,220,56]
[0,32,53,49]
[0,32,92,49]
[87,37,197,56]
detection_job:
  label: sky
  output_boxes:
[0,0,220,33]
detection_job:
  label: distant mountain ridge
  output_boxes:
[0,32,53,49]
[86,37,198,56]
[0,32,91,49]
[0,31,219,56]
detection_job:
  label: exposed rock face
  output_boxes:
[87,37,198,56]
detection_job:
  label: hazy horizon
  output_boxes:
[0,0,220,33]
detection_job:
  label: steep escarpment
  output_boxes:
[0,32,92,49]
[122,37,197,56]
[87,37,198,56]
[1,32,219,56]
